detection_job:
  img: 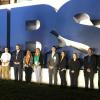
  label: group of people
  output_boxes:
[48,46,99,89]
[48,46,80,87]
[0,44,43,84]
[0,44,100,90]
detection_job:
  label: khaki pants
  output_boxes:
[2,66,10,80]
[0,65,2,78]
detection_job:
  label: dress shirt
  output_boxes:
[1,52,11,66]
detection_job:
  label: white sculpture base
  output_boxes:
[10,67,98,89]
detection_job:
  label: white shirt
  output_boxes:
[52,52,55,58]
[51,52,56,62]
[1,52,11,66]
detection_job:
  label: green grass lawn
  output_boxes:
[0,80,100,100]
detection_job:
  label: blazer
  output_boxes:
[69,59,81,71]
[33,53,43,68]
[59,57,68,70]
[84,54,97,73]
[12,50,24,66]
[48,52,59,67]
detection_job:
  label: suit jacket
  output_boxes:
[48,52,59,68]
[59,57,68,70]
[12,50,24,67]
[69,59,81,71]
[84,54,97,73]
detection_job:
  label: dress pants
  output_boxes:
[84,70,94,89]
[2,66,10,80]
[25,67,33,83]
[59,70,67,86]
[34,66,41,83]
[14,64,23,81]
[98,70,100,89]
[69,70,79,87]
[49,67,57,85]
[0,65,2,79]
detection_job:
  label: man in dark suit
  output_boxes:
[84,48,97,89]
[48,46,59,85]
[12,44,24,81]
